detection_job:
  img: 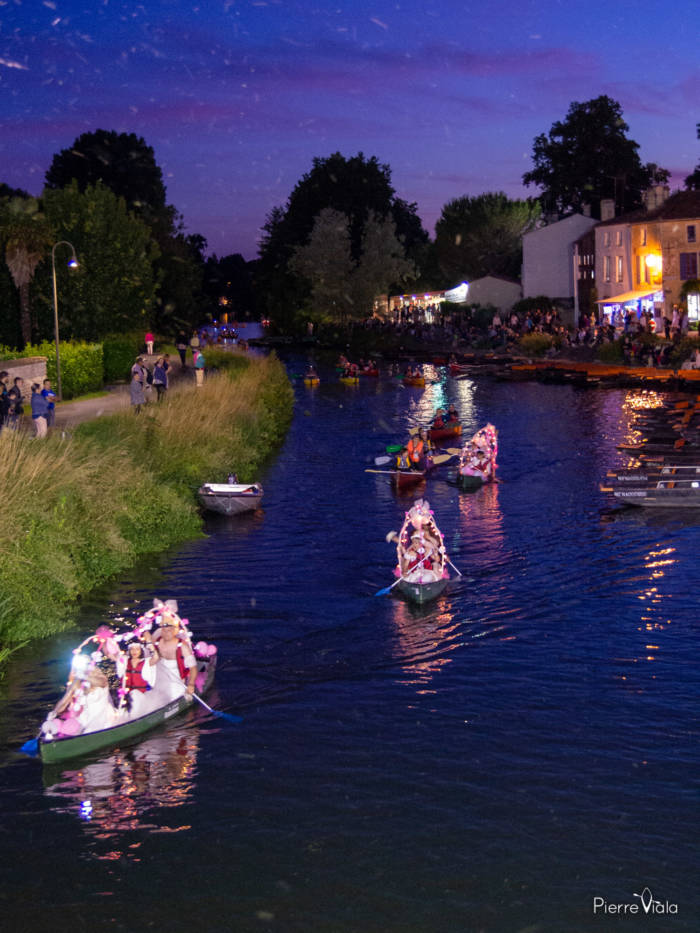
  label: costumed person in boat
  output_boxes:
[145,601,198,702]
[386,499,448,585]
[120,639,160,718]
[459,424,498,482]
[41,626,128,740]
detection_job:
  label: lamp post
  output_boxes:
[51,241,79,400]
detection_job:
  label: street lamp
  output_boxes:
[51,241,79,400]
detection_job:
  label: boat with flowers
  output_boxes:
[458,423,498,490]
[385,499,450,604]
[36,599,217,764]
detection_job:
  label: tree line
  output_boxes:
[2,96,696,346]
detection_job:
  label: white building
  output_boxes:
[522,213,597,302]
[465,275,522,312]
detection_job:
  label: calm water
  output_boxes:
[1,358,698,933]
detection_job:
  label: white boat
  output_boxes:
[197,482,264,515]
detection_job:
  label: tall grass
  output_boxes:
[0,353,293,650]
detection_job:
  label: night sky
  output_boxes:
[1,0,697,260]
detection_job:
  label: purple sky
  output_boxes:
[1,1,697,260]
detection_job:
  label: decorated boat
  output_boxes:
[458,423,498,490]
[35,600,218,764]
[198,480,263,515]
[385,499,449,604]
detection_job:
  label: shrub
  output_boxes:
[518,333,555,357]
[0,340,103,398]
[597,339,624,363]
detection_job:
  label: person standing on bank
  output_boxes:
[189,330,201,365]
[30,383,50,437]
[145,330,154,355]
[130,368,146,414]
[41,378,56,428]
[194,349,206,387]
[0,371,9,431]
[153,357,168,401]
[176,331,188,368]
[6,377,24,429]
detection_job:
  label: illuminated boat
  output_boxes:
[385,499,449,604]
[197,481,263,515]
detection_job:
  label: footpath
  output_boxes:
[53,357,192,429]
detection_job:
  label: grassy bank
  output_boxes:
[0,352,293,651]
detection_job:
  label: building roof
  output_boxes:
[595,288,661,305]
[596,190,700,227]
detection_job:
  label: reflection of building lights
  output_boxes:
[80,800,93,821]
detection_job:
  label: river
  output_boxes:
[1,354,697,932]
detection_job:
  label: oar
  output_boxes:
[191,691,243,724]
[432,453,457,465]
[446,558,463,577]
[386,444,402,453]
[375,577,406,596]
[375,455,392,466]
[19,737,39,757]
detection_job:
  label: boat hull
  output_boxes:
[340,375,359,385]
[390,469,427,490]
[430,423,462,442]
[303,377,320,386]
[39,658,216,764]
[402,377,425,388]
[198,483,263,515]
[458,473,484,491]
[396,578,448,604]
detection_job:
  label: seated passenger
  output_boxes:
[122,640,159,718]
[396,446,412,470]
[432,409,446,430]
[406,433,425,470]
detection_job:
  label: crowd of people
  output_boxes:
[0,372,56,438]
[41,598,216,741]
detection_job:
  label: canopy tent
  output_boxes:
[595,288,660,305]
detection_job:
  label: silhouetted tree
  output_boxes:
[523,96,669,217]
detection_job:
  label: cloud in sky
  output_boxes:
[1,0,697,257]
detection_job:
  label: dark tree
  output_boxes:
[45,130,167,221]
[523,96,669,217]
[257,152,428,327]
[202,253,256,319]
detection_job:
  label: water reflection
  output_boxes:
[43,725,202,855]
[390,598,462,693]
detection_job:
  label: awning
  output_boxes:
[595,288,659,304]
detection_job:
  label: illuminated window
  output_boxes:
[604,256,611,282]
[604,231,611,247]
[635,255,640,284]
[616,256,623,282]
[616,230,623,246]
[641,227,647,246]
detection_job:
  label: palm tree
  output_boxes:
[1,197,53,347]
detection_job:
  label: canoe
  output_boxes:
[457,472,484,491]
[403,376,425,388]
[449,363,468,375]
[340,375,359,385]
[38,654,216,764]
[390,469,427,490]
[303,376,320,386]
[358,369,379,377]
[611,486,700,508]
[429,423,462,442]
[198,482,263,515]
[395,577,448,604]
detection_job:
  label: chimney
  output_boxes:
[600,199,615,221]
[643,185,670,212]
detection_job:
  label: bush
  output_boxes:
[0,340,103,398]
[518,333,555,357]
[102,332,143,383]
[597,339,624,363]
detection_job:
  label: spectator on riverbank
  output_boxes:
[0,371,9,430]
[153,357,168,402]
[145,330,154,355]
[194,350,206,387]
[190,330,200,364]
[30,383,50,437]
[42,378,56,427]
[6,377,24,429]
[176,332,188,368]
[130,369,146,414]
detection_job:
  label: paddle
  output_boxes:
[191,691,243,724]
[446,558,463,577]
[374,455,392,466]
[432,453,457,465]
[386,444,402,453]
[19,737,39,757]
[375,577,405,596]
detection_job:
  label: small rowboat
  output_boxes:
[390,469,427,490]
[358,368,379,377]
[303,376,320,386]
[340,375,359,385]
[198,482,263,515]
[39,656,216,764]
[403,376,425,388]
[395,577,448,604]
[429,422,462,442]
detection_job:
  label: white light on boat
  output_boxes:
[71,653,90,676]
[693,482,699,488]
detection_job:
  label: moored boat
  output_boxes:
[385,499,450,604]
[36,602,218,764]
[198,481,263,515]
